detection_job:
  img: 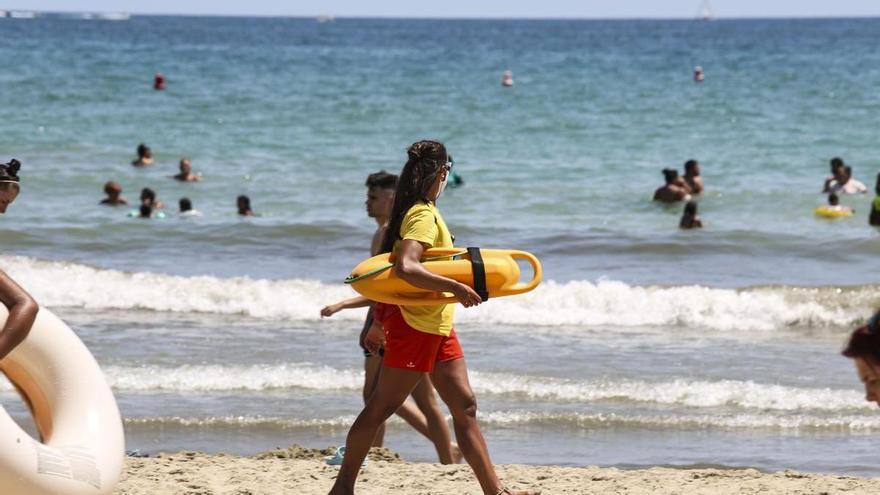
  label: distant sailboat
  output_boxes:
[697,0,714,21]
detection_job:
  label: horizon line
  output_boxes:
[4,9,880,21]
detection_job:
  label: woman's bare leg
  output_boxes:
[329,366,423,495]
[410,376,456,464]
[430,358,501,494]
[364,355,431,444]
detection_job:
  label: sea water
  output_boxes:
[2,15,880,474]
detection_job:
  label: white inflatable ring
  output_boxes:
[0,306,124,495]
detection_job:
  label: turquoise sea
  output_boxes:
[2,15,880,474]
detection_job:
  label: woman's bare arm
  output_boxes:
[0,269,38,360]
[394,239,482,308]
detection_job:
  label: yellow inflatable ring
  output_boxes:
[347,247,542,305]
[0,306,124,495]
[814,206,853,218]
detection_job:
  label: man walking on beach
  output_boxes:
[321,170,459,463]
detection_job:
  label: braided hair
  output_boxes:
[0,159,21,183]
[380,140,447,254]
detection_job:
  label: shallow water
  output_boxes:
[2,15,880,474]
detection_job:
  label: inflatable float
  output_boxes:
[814,206,853,218]
[346,247,542,305]
[0,306,124,495]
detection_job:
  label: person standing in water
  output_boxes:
[654,169,691,203]
[321,170,459,464]
[328,141,537,495]
[683,160,703,194]
[870,173,880,226]
[679,201,703,229]
[0,159,40,360]
[172,158,202,182]
[132,143,154,167]
[100,181,128,205]
[237,195,255,216]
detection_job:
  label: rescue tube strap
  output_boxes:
[467,247,489,302]
[344,250,468,284]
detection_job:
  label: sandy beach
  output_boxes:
[113,445,880,494]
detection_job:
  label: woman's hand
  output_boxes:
[451,282,483,308]
[320,303,341,318]
[363,321,386,355]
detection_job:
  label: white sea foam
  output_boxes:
[2,255,876,330]
[122,411,880,432]
[4,362,863,412]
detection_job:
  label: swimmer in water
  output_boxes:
[172,158,202,182]
[132,143,154,167]
[0,159,40,360]
[679,201,703,229]
[654,168,691,203]
[683,160,703,194]
[154,73,166,91]
[826,192,853,214]
[140,187,165,209]
[501,70,514,87]
[693,66,704,82]
[828,165,868,195]
[100,181,128,206]
[823,157,845,193]
[870,173,880,226]
[237,195,255,216]
[842,309,880,408]
[321,170,460,464]
[178,197,202,217]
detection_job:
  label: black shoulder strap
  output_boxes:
[467,247,489,302]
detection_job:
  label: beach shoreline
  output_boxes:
[114,444,879,494]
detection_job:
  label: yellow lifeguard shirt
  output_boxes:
[395,201,455,336]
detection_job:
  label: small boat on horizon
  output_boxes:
[697,0,714,21]
[316,14,335,23]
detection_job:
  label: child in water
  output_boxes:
[826,193,853,215]
[679,201,703,229]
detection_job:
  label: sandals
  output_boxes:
[323,447,368,467]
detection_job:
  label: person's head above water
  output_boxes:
[104,181,122,197]
[179,197,192,212]
[0,159,21,214]
[843,311,880,407]
[844,165,854,182]
[179,158,191,174]
[137,143,152,159]
[684,160,700,176]
[365,170,398,220]
[875,172,880,196]
[830,157,844,174]
[140,187,156,205]
[662,168,679,185]
[237,195,253,215]
[829,192,840,206]
[380,140,450,253]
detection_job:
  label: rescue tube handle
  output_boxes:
[505,251,543,295]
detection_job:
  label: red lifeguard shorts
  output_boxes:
[373,303,464,373]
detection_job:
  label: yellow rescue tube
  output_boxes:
[0,306,124,495]
[814,206,853,218]
[347,247,542,305]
